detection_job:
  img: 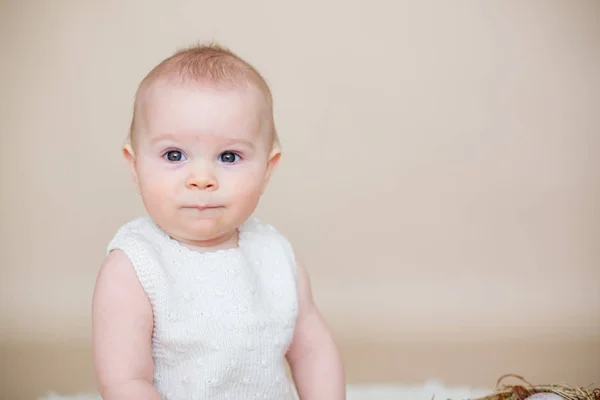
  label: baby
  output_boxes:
[91,43,346,399]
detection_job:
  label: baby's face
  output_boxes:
[126,82,279,248]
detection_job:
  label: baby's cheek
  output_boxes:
[141,181,176,209]
[141,190,165,214]
[230,176,263,200]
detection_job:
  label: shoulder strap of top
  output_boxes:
[106,217,163,306]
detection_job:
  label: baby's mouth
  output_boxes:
[184,205,223,211]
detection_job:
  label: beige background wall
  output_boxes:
[1,0,599,398]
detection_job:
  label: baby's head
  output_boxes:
[123,43,281,248]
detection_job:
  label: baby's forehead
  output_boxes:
[140,77,267,110]
[136,80,272,145]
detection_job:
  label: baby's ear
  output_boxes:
[122,143,141,195]
[261,146,282,194]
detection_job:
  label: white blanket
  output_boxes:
[39,380,492,400]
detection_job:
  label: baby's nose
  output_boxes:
[186,167,218,191]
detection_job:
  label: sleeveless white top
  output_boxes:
[106,216,299,400]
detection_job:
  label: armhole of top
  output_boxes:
[270,226,298,281]
[106,228,159,307]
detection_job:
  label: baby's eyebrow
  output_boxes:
[150,133,180,145]
[150,133,256,149]
[219,137,255,149]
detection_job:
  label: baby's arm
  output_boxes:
[92,250,161,400]
[286,258,346,399]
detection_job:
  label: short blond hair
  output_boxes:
[129,42,278,149]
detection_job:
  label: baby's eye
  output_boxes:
[219,152,240,163]
[164,150,186,162]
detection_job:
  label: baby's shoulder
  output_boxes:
[110,215,154,236]
[244,217,297,263]
[244,216,291,243]
[244,217,285,237]
[105,216,161,257]
[103,216,164,298]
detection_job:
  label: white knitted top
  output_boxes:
[106,216,299,400]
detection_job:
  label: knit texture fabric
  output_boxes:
[107,216,298,400]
